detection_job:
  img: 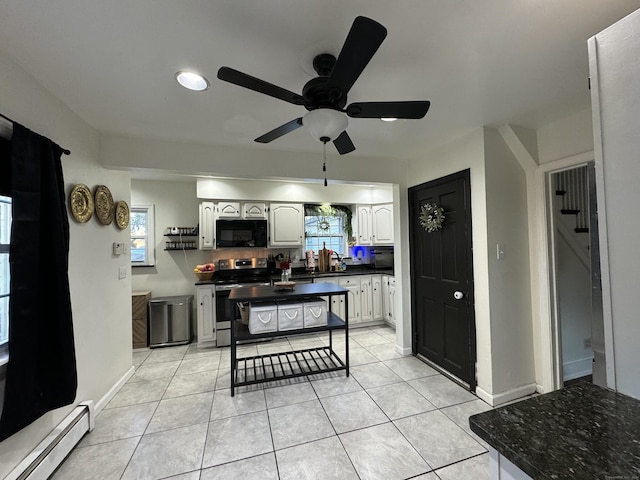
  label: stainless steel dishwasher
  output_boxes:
[149,295,193,348]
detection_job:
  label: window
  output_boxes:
[304,204,352,256]
[130,205,155,266]
[1,195,11,359]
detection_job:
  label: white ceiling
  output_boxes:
[1,1,639,161]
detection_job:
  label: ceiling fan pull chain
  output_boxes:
[323,141,328,187]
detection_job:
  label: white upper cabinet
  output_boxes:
[199,201,215,249]
[355,205,372,245]
[372,203,394,245]
[217,201,241,218]
[269,203,304,246]
[243,202,267,219]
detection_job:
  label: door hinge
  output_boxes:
[474,362,478,382]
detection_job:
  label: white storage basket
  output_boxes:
[248,302,277,334]
[277,300,304,331]
[303,298,328,327]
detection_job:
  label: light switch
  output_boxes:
[497,243,506,260]
[119,266,127,279]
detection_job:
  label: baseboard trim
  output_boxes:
[94,366,135,414]
[476,383,538,407]
[563,357,593,382]
[394,345,412,356]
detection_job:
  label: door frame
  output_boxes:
[538,152,616,391]
[408,169,477,390]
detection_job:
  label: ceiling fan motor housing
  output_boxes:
[302,54,347,111]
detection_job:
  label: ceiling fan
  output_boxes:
[217,16,430,155]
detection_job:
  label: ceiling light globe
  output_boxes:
[175,71,209,91]
[303,108,348,142]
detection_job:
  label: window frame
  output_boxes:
[0,194,11,367]
[130,204,156,267]
[304,208,348,257]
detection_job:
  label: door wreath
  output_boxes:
[419,203,445,232]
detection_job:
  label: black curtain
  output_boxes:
[0,123,77,441]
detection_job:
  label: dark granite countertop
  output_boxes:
[195,267,394,285]
[275,267,394,282]
[469,382,640,479]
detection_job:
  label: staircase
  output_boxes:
[553,165,590,267]
[555,166,590,234]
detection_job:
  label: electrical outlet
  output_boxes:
[584,338,592,349]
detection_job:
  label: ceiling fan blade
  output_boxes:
[327,16,387,96]
[254,118,304,143]
[346,101,431,119]
[218,67,305,106]
[333,131,356,155]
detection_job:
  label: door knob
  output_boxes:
[453,291,464,300]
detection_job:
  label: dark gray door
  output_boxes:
[409,169,476,388]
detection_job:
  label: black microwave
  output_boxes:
[216,219,268,248]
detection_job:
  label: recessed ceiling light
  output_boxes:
[381,117,397,122]
[175,71,209,91]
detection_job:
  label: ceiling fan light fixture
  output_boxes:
[175,71,210,91]
[302,108,348,142]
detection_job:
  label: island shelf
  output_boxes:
[228,283,349,396]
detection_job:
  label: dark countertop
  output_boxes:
[195,267,394,285]
[228,282,348,302]
[469,382,640,479]
[276,267,394,282]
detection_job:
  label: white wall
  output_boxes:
[556,234,592,381]
[196,178,392,204]
[406,129,497,396]
[0,52,132,477]
[483,129,535,395]
[131,179,209,299]
[589,8,640,399]
[537,108,594,165]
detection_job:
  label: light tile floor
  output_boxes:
[53,325,491,480]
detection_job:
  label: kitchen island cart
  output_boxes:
[228,283,349,396]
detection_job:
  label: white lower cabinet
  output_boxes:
[371,275,383,321]
[314,278,346,320]
[317,274,392,327]
[339,277,361,324]
[388,276,396,325]
[381,275,396,324]
[196,285,216,346]
[360,276,373,323]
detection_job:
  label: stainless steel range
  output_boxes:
[212,257,272,346]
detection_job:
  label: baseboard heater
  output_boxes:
[5,401,95,480]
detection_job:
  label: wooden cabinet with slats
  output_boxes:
[132,291,151,349]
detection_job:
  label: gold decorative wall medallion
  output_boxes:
[94,185,114,225]
[115,200,130,229]
[69,184,93,223]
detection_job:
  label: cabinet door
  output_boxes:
[360,276,373,323]
[316,278,346,320]
[243,202,267,219]
[339,277,361,324]
[199,202,215,250]
[371,275,383,321]
[381,275,390,321]
[269,203,304,246]
[388,277,396,325]
[356,205,372,245]
[217,201,241,218]
[372,204,394,245]
[196,286,215,344]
